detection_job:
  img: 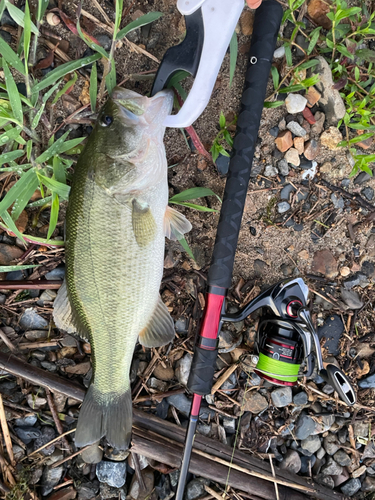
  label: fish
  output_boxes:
[53,87,191,455]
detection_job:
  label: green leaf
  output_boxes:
[337,7,361,21]
[0,264,39,272]
[326,38,334,49]
[35,132,85,164]
[298,59,319,70]
[76,15,108,59]
[337,44,354,59]
[27,195,51,208]
[0,168,36,216]
[11,169,39,221]
[0,150,24,167]
[53,155,65,184]
[271,66,279,91]
[210,142,219,163]
[264,101,285,108]
[167,71,190,89]
[291,0,306,10]
[47,192,59,240]
[114,0,124,35]
[32,53,101,93]
[0,209,25,242]
[116,12,163,40]
[37,173,70,199]
[170,201,217,212]
[105,59,116,95]
[307,27,322,55]
[0,126,22,147]
[361,163,373,176]
[37,0,49,22]
[282,8,292,24]
[169,187,221,203]
[278,83,305,93]
[89,62,97,112]
[178,237,195,261]
[285,44,293,67]
[301,74,320,88]
[52,73,78,104]
[355,48,375,63]
[223,129,233,148]
[5,1,38,34]
[337,133,374,147]
[229,31,238,86]
[3,60,23,124]
[26,139,32,160]
[23,0,32,68]
[31,80,61,129]
[219,111,226,129]
[355,66,360,82]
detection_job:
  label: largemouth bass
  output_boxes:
[53,88,191,452]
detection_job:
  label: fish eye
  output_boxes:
[100,115,113,127]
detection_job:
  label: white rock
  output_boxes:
[285,94,308,114]
[264,165,278,177]
[175,353,192,386]
[302,161,318,180]
[274,46,285,59]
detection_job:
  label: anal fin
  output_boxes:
[164,206,192,241]
[139,296,175,347]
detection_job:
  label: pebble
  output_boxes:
[341,478,361,497]
[15,415,38,427]
[48,487,77,500]
[253,259,268,275]
[185,478,210,500]
[321,127,343,150]
[96,461,126,488]
[304,139,319,160]
[362,260,375,277]
[128,467,154,500]
[300,455,317,475]
[45,266,65,280]
[37,289,57,305]
[311,111,326,135]
[354,171,372,185]
[15,426,41,444]
[295,414,316,440]
[175,353,192,386]
[340,266,350,277]
[275,130,293,152]
[361,477,375,492]
[285,94,307,114]
[148,377,168,392]
[354,421,369,438]
[33,426,56,456]
[293,136,304,155]
[271,387,292,408]
[285,148,300,167]
[215,153,230,175]
[287,121,307,137]
[362,186,374,201]
[340,288,363,310]
[306,86,321,107]
[299,158,313,170]
[333,449,351,467]
[19,308,48,330]
[41,465,64,496]
[318,315,344,356]
[315,56,346,125]
[218,330,243,353]
[153,363,174,382]
[279,450,301,474]
[273,46,285,58]
[280,184,295,201]
[277,201,290,214]
[316,447,326,460]
[323,434,340,455]
[331,193,344,209]
[277,159,289,176]
[1,9,17,27]
[293,391,308,406]
[100,483,126,499]
[301,435,321,454]
[167,394,214,419]
[343,272,368,290]
[269,126,279,137]
[358,373,375,389]
[264,165,278,177]
[322,457,343,476]
[311,249,338,279]
[243,391,268,414]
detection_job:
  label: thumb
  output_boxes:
[246,0,263,8]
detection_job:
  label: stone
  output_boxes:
[280,184,295,201]
[0,243,23,265]
[37,289,57,305]
[295,414,316,440]
[333,449,351,467]
[243,391,268,414]
[78,484,99,499]
[354,421,369,438]
[307,0,332,30]
[300,454,317,475]
[47,487,77,500]
[311,111,326,136]
[254,259,268,275]
[264,165,278,177]
[19,308,48,330]
[354,171,372,185]
[341,478,361,497]
[215,153,230,175]
[15,415,38,427]
[167,394,213,419]
[340,267,350,277]
[271,387,292,408]
[175,353,192,386]
[301,435,321,454]
[275,130,293,152]
[277,201,290,214]
[321,457,343,476]
[361,477,375,492]
[285,148,300,167]
[96,461,126,488]
[294,137,304,155]
[269,126,279,137]
[153,363,174,382]
[41,465,64,496]
[304,139,319,160]
[323,434,340,455]
[315,57,346,125]
[318,315,344,356]
[311,249,338,278]
[240,10,254,36]
[218,330,242,353]
[279,450,301,474]
[287,121,307,137]
[362,261,375,278]
[45,266,65,280]
[316,447,326,459]
[15,426,41,444]
[185,479,210,500]
[65,361,91,375]
[298,250,309,260]
[316,473,335,489]
[340,288,363,310]
[331,193,344,210]
[148,377,168,392]
[293,391,308,406]
[343,272,368,290]
[33,426,56,456]
[321,127,343,150]
[128,467,154,500]
[285,94,308,114]
[361,186,374,201]
[274,46,285,58]
[26,394,47,410]
[277,159,289,176]
[306,86,321,107]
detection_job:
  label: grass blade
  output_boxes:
[37,0,49,22]
[23,1,32,67]
[178,237,195,260]
[105,59,116,95]
[47,192,59,239]
[53,155,66,184]
[114,0,124,35]
[5,1,38,34]
[0,210,25,242]
[169,187,221,203]
[169,201,217,212]
[0,150,24,167]
[3,60,23,124]
[31,80,61,129]
[32,53,101,93]
[117,12,163,40]
[0,126,22,147]
[37,173,70,200]
[0,168,36,216]
[0,36,25,74]
[35,132,85,164]
[264,101,285,108]
[0,264,39,272]
[52,72,77,104]
[11,170,39,220]
[229,31,238,86]
[89,62,98,112]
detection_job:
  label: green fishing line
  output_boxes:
[256,353,300,382]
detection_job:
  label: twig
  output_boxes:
[131,452,146,492]
[269,454,280,500]
[51,444,91,468]
[204,485,226,500]
[0,328,18,354]
[45,388,71,452]
[0,395,15,467]
[23,428,76,460]
[212,364,238,395]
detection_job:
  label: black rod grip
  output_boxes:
[187,347,218,395]
[207,0,283,289]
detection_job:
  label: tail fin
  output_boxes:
[75,384,132,452]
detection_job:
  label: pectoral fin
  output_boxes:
[164,206,192,241]
[138,296,175,347]
[132,199,157,247]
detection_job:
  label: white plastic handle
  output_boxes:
[165,0,244,128]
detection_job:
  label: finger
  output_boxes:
[246,0,263,8]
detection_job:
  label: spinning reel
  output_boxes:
[222,278,356,406]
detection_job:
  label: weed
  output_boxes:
[210,112,237,163]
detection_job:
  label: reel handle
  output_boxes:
[320,364,356,406]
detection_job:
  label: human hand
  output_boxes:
[246,0,262,8]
